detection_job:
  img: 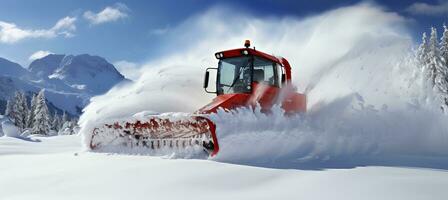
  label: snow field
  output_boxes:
[0,135,447,200]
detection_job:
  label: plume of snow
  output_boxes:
[29,50,53,61]
[113,60,139,80]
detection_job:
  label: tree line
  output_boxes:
[416,25,448,111]
[3,89,78,135]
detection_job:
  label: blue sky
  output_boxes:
[0,0,447,68]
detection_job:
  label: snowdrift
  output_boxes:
[79,3,448,168]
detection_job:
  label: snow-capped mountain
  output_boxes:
[29,54,65,78]
[0,54,127,116]
[30,54,126,94]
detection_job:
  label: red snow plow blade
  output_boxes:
[88,40,306,156]
[90,115,219,156]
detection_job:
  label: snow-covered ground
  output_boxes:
[0,134,447,200]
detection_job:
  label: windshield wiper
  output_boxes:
[226,61,250,93]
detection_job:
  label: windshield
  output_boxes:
[217,57,252,94]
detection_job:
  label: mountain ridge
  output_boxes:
[0,54,128,116]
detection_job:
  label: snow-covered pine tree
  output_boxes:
[26,94,37,128]
[21,92,29,124]
[427,27,448,111]
[58,115,79,135]
[12,91,28,131]
[51,112,61,131]
[439,24,448,109]
[70,117,79,135]
[32,89,51,135]
[61,111,68,130]
[426,27,440,85]
[59,121,72,135]
[417,32,430,68]
[4,99,14,120]
[441,24,448,65]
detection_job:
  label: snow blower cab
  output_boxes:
[200,40,306,114]
[89,40,306,157]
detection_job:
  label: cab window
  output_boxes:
[253,57,280,87]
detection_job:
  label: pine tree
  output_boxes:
[27,94,37,128]
[439,24,448,109]
[70,117,79,135]
[417,32,430,67]
[417,32,431,86]
[12,92,21,128]
[440,24,448,65]
[61,111,68,124]
[51,112,61,131]
[426,27,448,111]
[12,91,28,131]
[21,92,29,129]
[32,90,51,135]
[4,99,14,120]
[426,27,440,85]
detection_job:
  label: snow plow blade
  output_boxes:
[90,114,219,156]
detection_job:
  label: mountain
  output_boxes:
[29,54,65,78]
[0,57,29,78]
[29,54,127,94]
[0,54,128,116]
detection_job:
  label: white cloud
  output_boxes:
[0,16,77,44]
[406,1,448,15]
[83,3,129,25]
[29,50,53,61]
[53,16,77,37]
[114,60,140,80]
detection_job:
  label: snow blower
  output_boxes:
[89,40,306,156]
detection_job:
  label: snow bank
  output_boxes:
[0,115,21,138]
[79,3,448,166]
[0,115,31,139]
[1,120,21,137]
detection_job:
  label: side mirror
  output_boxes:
[203,71,210,89]
[204,67,218,94]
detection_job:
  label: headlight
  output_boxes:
[219,53,224,57]
[215,53,220,59]
[242,50,249,55]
